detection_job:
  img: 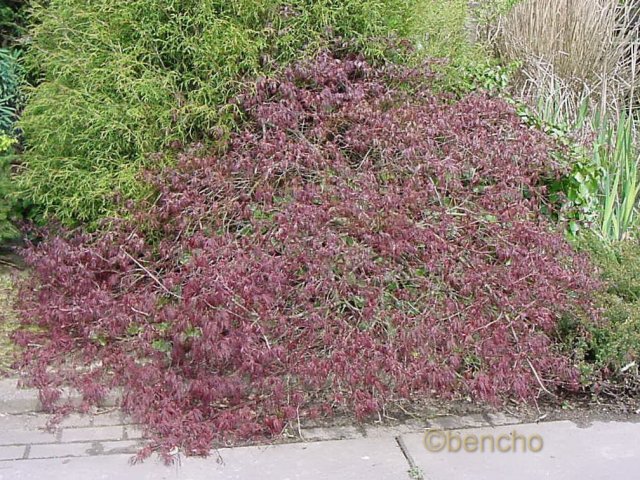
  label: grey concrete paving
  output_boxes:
[1,435,411,480]
[0,379,120,414]
[402,420,640,480]
[0,379,41,414]
[1,379,640,479]
[0,404,415,479]
[2,413,640,479]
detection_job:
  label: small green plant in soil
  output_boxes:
[568,235,640,381]
[0,134,20,243]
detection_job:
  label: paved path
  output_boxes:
[2,413,640,479]
[1,379,640,479]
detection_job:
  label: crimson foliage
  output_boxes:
[14,53,597,458]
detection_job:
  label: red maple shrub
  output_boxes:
[14,52,597,457]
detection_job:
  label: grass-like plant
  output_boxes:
[493,0,640,124]
[592,111,640,241]
[484,0,640,241]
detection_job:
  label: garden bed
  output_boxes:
[11,53,599,459]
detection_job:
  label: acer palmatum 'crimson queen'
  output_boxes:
[14,53,597,458]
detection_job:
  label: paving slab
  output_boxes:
[0,436,411,480]
[0,379,120,414]
[0,380,40,414]
[302,425,363,442]
[0,427,58,446]
[91,411,126,427]
[27,441,106,460]
[60,425,125,443]
[0,413,48,431]
[401,420,640,480]
[26,439,143,460]
[0,445,26,461]
[2,372,640,480]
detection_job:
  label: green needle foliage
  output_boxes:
[18,0,430,225]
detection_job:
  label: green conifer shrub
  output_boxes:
[19,0,429,225]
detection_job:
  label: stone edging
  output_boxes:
[0,377,524,445]
[0,379,120,415]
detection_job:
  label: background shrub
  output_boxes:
[570,235,640,377]
[481,0,640,242]
[0,134,19,242]
[492,0,639,123]
[18,0,430,225]
[0,1,24,45]
[0,48,22,132]
[0,49,21,228]
[417,0,513,96]
[0,1,25,244]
